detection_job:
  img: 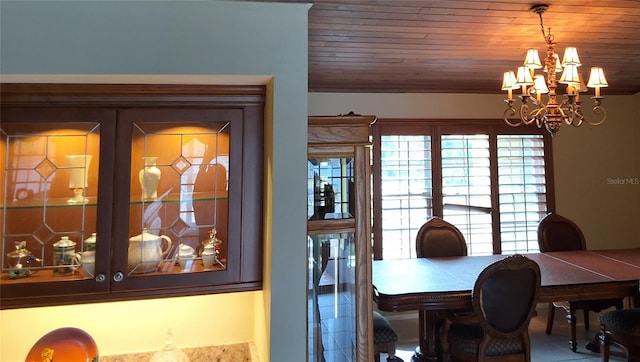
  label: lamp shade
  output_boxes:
[561,47,581,66]
[501,71,518,90]
[587,67,608,88]
[533,75,549,94]
[524,49,543,69]
[559,64,581,84]
[515,66,534,86]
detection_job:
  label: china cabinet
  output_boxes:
[306,114,376,362]
[0,83,264,309]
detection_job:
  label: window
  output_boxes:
[497,135,549,254]
[441,134,493,255]
[372,120,554,259]
[377,135,432,259]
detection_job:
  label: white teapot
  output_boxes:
[128,229,172,273]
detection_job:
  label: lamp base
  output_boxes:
[67,188,88,204]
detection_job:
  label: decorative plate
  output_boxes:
[25,327,98,362]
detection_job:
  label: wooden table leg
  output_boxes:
[411,309,441,362]
[632,286,640,308]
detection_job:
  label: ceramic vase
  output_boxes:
[139,156,161,201]
[201,244,216,269]
[66,154,92,203]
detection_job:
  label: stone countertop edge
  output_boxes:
[99,342,255,362]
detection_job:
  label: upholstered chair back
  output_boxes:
[475,255,541,338]
[537,212,586,252]
[415,216,467,258]
[446,254,541,361]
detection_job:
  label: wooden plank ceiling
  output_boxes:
[308,0,640,94]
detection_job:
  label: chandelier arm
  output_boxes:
[556,106,572,126]
[573,108,585,127]
[566,104,584,127]
[503,100,522,127]
[557,99,575,126]
[560,102,577,126]
[529,107,546,128]
[521,103,537,125]
[584,104,607,126]
[527,86,542,106]
[558,98,570,108]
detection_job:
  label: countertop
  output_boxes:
[100,342,254,362]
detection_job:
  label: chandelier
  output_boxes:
[502,4,608,136]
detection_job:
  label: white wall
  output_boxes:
[0,2,310,362]
[2,292,261,357]
[309,92,640,249]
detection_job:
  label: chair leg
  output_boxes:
[585,332,601,353]
[567,310,578,352]
[387,341,398,360]
[584,309,590,331]
[546,302,555,335]
[600,331,611,362]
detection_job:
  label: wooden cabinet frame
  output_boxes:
[307,114,375,362]
[0,83,265,309]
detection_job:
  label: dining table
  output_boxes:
[372,249,640,362]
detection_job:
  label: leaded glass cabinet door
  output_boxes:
[307,230,356,362]
[127,120,229,276]
[307,115,375,362]
[111,108,250,291]
[0,108,116,302]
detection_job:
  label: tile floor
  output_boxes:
[311,289,356,361]
[383,302,627,362]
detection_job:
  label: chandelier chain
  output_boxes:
[537,11,553,45]
[538,12,545,39]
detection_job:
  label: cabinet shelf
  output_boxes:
[1,191,229,209]
[1,257,228,284]
[129,191,229,205]
[2,198,99,209]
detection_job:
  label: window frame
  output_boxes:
[371,119,555,259]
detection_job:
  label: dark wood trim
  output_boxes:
[0,83,266,107]
[371,124,383,260]
[488,132,501,255]
[0,281,263,310]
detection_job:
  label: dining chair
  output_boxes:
[415,216,468,354]
[445,254,541,362]
[537,211,624,352]
[373,310,404,362]
[598,308,640,362]
[416,216,468,258]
